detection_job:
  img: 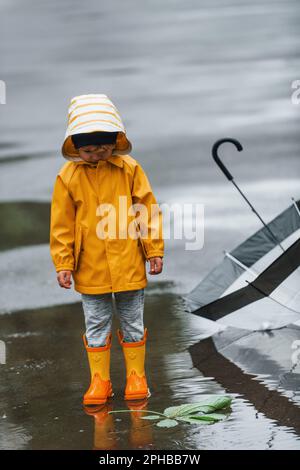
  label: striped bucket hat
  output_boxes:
[62,94,132,161]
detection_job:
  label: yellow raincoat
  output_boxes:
[50,94,164,294]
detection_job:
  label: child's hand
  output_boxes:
[148,257,163,275]
[57,270,73,289]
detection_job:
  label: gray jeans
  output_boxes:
[81,288,145,347]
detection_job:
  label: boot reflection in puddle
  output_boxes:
[126,398,153,449]
[84,403,117,450]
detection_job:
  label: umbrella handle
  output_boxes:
[212,138,243,181]
[211,138,284,250]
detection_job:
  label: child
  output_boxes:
[50,94,164,406]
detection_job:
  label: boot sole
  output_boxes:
[83,392,114,405]
[124,389,151,401]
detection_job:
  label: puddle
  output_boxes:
[0,292,300,449]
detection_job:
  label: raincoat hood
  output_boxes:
[62,94,132,161]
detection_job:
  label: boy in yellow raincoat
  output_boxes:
[50,94,164,405]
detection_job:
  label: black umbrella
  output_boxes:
[183,139,300,330]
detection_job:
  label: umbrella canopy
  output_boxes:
[183,199,300,330]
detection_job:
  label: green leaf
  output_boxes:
[189,396,232,413]
[108,395,232,429]
[176,417,212,425]
[164,396,231,419]
[200,413,228,421]
[156,419,178,428]
[140,415,161,420]
[188,414,218,422]
[176,413,227,425]
[164,403,206,418]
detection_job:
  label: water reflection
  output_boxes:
[189,328,300,436]
[0,293,299,449]
[83,399,153,450]
[84,404,116,451]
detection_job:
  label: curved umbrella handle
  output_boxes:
[212,138,243,181]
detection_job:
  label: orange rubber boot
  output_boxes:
[83,333,114,406]
[117,328,151,401]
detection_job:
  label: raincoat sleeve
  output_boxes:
[50,174,76,272]
[131,163,164,260]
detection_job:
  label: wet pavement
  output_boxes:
[0,0,300,450]
[1,289,300,450]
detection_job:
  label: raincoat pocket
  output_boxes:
[74,225,83,271]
